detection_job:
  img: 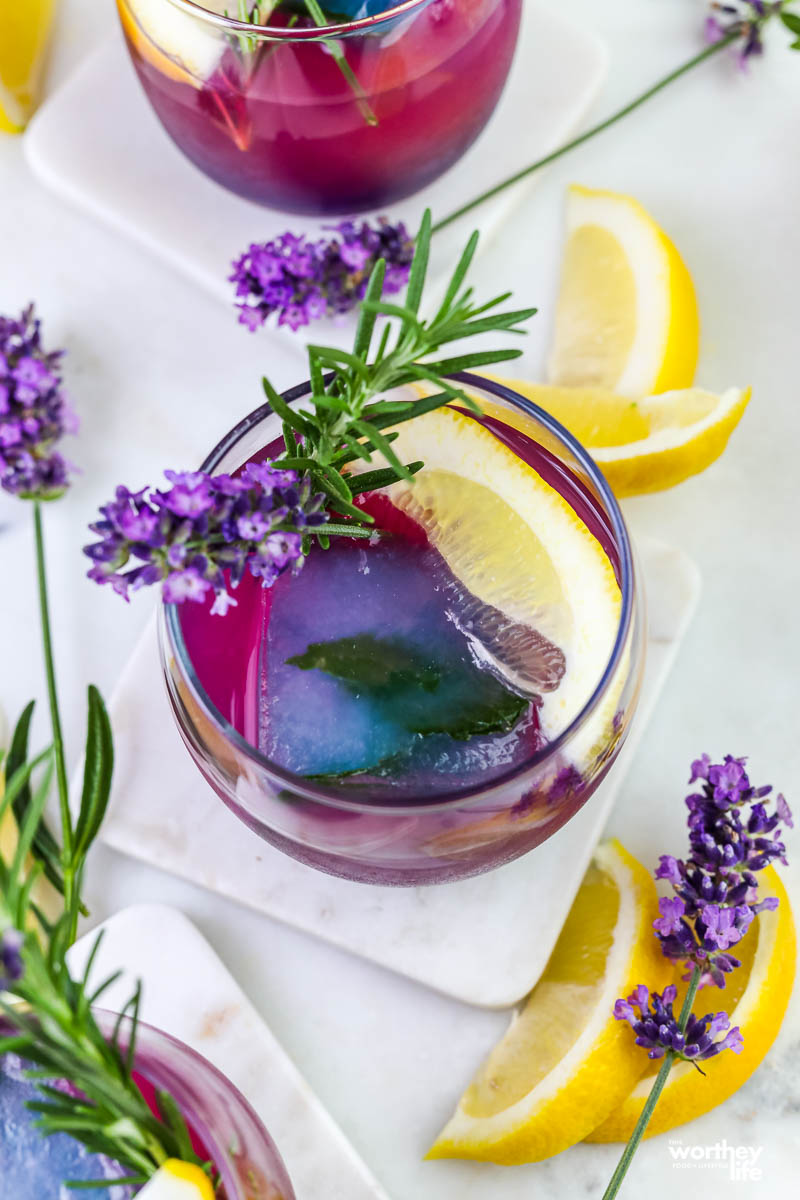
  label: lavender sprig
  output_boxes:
[0,305,76,499]
[0,305,114,948]
[652,754,791,987]
[603,756,791,1199]
[707,1,790,63]
[231,219,414,332]
[85,464,327,613]
[0,307,208,1190]
[615,983,743,1065]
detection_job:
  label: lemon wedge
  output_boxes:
[588,866,796,1142]
[355,404,621,740]
[0,0,56,133]
[117,0,222,87]
[428,839,670,1164]
[548,184,700,398]
[479,378,751,497]
[137,1160,215,1200]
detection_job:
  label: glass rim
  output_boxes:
[157,0,433,39]
[163,372,637,814]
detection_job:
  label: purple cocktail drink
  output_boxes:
[161,376,644,884]
[117,0,522,213]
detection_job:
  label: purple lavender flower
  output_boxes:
[1,927,24,989]
[617,754,790,1074]
[0,306,75,499]
[705,1,781,64]
[651,756,791,985]
[230,218,415,331]
[700,902,754,950]
[84,462,328,612]
[614,984,743,1064]
[653,895,686,937]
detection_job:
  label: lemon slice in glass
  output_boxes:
[355,404,621,740]
[118,0,223,87]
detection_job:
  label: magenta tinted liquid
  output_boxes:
[120,0,522,214]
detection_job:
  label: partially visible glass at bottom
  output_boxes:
[0,1013,295,1199]
[127,1017,295,1199]
[160,376,645,885]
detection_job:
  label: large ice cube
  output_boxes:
[260,538,540,782]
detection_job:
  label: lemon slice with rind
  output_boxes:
[428,839,671,1164]
[118,0,222,87]
[587,865,796,1142]
[137,1159,215,1200]
[355,405,621,740]
[548,184,700,398]
[477,378,751,497]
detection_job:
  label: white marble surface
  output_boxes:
[99,537,699,1008]
[68,904,390,1200]
[1,0,799,1197]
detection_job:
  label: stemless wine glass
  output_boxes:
[116,0,523,213]
[159,375,646,886]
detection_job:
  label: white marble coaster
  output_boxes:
[99,536,700,1009]
[24,6,607,352]
[67,904,389,1200]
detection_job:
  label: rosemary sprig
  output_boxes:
[0,712,209,1188]
[266,209,537,546]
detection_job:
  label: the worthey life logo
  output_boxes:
[668,1137,765,1182]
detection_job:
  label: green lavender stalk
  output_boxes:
[433,35,740,232]
[433,3,800,231]
[601,966,703,1200]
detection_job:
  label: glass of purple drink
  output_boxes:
[116,0,522,214]
[0,1012,295,1198]
[159,374,645,885]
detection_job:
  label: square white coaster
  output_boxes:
[100,536,700,1008]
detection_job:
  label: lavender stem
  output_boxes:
[602,966,703,1200]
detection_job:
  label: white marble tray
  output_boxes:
[67,904,389,1200]
[99,536,700,1009]
[24,5,607,352]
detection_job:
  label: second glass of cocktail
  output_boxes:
[117,0,523,213]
